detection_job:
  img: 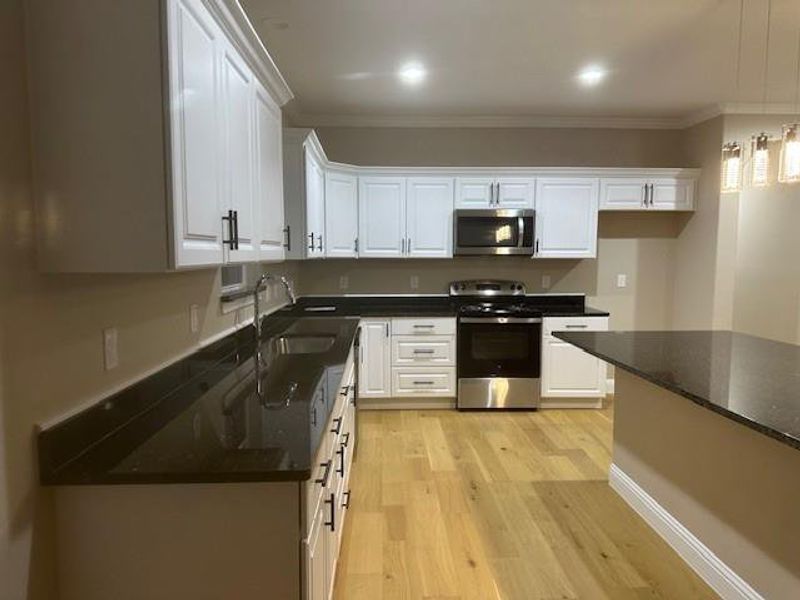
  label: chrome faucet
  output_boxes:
[253,273,296,400]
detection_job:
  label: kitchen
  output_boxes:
[3,1,800,599]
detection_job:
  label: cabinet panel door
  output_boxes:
[358,320,391,398]
[599,178,648,210]
[455,177,494,208]
[358,177,406,258]
[496,177,535,208]
[541,339,606,398]
[650,178,695,211]
[254,83,285,261]
[304,512,325,600]
[168,0,225,267]
[221,42,257,263]
[406,177,454,258]
[305,151,326,259]
[325,172,358,258]
[534,178,599,259]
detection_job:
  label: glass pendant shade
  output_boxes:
[751,133,770,187]
[720,142,743,193]
[779,124,800,183]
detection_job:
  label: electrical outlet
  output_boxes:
[190,304,200,333]
[541,275,551,290]
[339,275,349,290]
[617,274,628,288]
[410,275,419,290]
[103,328,119,371]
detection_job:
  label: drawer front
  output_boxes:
[391,367,456,397]
[392,336,455,366]
[544,316,608,337]
[391,317,456,336]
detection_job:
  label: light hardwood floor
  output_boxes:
[333,404,718,599]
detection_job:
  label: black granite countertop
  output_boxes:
[277,294,609,318]
[38,316,359,485]
[555,330,800,451]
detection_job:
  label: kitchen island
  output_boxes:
[557,330,800,600]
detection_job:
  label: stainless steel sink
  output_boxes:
[272,335,336,355]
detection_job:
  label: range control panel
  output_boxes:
[448,280,527,297]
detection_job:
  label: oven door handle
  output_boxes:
[459,317,542,324]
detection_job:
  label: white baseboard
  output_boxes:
[608,464,763,600]
[606,378,615,395]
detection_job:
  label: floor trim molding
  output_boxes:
[608,464,763,600]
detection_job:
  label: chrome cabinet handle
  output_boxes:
[642,185,647,207]
[283,225,291,251]
[495,182,500,205]
[648,184,654,206]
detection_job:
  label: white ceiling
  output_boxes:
[241,0,800,127]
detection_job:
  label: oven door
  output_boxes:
[454,209,534,256]
[457,317,542,409]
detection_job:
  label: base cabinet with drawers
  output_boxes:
[541,316,609,408]
[359,318,457,407]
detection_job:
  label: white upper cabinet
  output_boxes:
[254,82,285,262]
[169,0,226,268]
[358,177,406,258]
[325,171,359,258]
[455,178,495,208]
[534,178,599,259]
[305,150,326,259]
[455,176,534,209]
[221,41,257,263]
[406,178,454,258]
[496,178,535,208]
[600,175,695,211]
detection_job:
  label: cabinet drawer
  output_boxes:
[391,367,456,397]
[391,317,456,336]
[544,316,608,337]
[392,336,455,366]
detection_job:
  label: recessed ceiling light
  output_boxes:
[397,62,427,86]
[577,65,607,87]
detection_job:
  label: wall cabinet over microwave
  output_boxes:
[27,0,292,272]
[455,177,535,209]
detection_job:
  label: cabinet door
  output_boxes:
[167,0,225,267]
[455,177,494,208]
[304,512,325,600]
[599,178,648,210]
[406,177,454,258]
[541,338,606,398]
[325,172,358,258]
[534,178,599,259]
[650,178,695,211]
[221,42,257,263]
[358,177,406,258]
[359,320,391,398]
[496,177,535,208]
[254,83,285,261]
[305,151,326,259]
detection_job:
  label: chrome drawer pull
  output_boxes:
[412,349,435,354]
[413,324,435,328]
[565,324,588,329]
[413,380,435,385]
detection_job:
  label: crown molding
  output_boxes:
[291,112,686,130]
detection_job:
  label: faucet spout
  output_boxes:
[252,273,296,403]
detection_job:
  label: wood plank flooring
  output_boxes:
[333,404,718,599]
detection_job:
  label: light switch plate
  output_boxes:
[339,276,349,290]
[410,275,419,290]
[103,328,118,371]
[617,274,628,288]
[190,304,200,333]
[541,275,551,289]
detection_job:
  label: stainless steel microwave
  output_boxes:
[453,209,535,256]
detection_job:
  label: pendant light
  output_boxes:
[751,0,772,187]
[779,8,800,183]
[721,0,746,193]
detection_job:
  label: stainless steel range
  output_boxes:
[451,280,542,410]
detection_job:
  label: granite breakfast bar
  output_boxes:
[557,330,800,600]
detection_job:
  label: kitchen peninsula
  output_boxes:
[557,330,800,600]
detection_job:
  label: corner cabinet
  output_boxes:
[27,0,292,272]
[283,129,328,260]
[324,171,359,258]
[534,178,599,259]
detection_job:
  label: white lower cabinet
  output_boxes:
[358,320,392,398]
[392,367,456,397]
[541,316,609,407]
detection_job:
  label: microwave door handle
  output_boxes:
[517,217,525,248]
